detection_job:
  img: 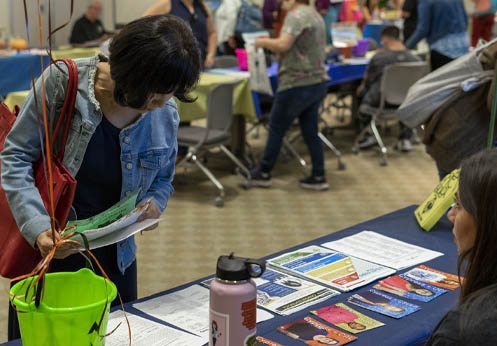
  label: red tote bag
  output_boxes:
[0,59,78,279]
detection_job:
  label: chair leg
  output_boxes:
[190,153,225,207]
[318,131,346,170]
[283,137,308,172]
[219,144,252,189]
[352,123,372,154]
[370,118,388,166]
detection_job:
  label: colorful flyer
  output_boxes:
[278,316,357,345]
[372,274,448,302]
[311,303,385,334]
[403,265,461,290]
[267,245,395,292]
[347,289,421,319]
[255,336,285,346]
[254,268,339,315]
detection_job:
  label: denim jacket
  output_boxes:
[1,54,178,273]
[406,0,468,49]
[235,0,263,33]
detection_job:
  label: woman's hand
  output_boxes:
[137,202,161,231]
[205,53,215,69]
[255,37,267,49]
[36,229,81,259]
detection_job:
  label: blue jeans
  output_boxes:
[260,82,328,177]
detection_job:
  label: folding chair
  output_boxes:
[177,80,251,207]
[352,62,429,166]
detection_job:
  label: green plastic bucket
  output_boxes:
[10,268,117,346]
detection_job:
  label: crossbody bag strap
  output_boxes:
[50,58,78,161]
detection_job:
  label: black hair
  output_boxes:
[380,26,401,41]
[457,148,497,303]
[109,14,201,109]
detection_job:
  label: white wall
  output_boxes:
[6,0,119,48]
[0,0,10,39]
[115,0,157,25]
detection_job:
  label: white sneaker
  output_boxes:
[396,139,413,152]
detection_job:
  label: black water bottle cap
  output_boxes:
[216,253,266,281]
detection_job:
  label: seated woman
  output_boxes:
[426,148,497,345]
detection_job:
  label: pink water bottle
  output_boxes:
[209,253,266,346]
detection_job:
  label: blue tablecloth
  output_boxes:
[3,205,457,346]
[0,54,50,97]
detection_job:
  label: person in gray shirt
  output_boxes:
[356,25,420,151]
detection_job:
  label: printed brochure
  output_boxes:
[403,265,461,290]
[373,274,448,302]
[347,289,421,319]
[255,336,284,346]
[321,231,443,270]
[311,303,384,334]
[278,316,357,346]
[267,245,395,292]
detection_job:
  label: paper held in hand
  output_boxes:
[64,190,159,249]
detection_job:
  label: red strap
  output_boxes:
[50,59,78,160]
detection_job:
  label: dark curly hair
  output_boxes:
[109,14,201,109]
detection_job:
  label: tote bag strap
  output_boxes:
[50,59,78,161]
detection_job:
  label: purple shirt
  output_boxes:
[315,0,330,12]
[263,0,279,29]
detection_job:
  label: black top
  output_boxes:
[426,286,497,346]
[69,15,107,45]
[169,0,208,61]
[402,0,418,42]
[72,116,122,220]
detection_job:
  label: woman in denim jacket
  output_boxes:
[2,15,201,340]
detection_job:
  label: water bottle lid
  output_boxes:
[216,253,266,281]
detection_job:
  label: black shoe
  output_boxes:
[249,167,272,188]
[299,175,329,191]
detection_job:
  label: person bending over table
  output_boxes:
[426,148,497,346]
[2,14,201,340]
[356,25,419,152]
[69,0,112,47]
[249,0,330,191]
[144,0,217,68]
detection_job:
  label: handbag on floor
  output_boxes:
[0,59,78,279]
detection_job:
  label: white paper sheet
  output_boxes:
[133,285,273,342]
[321,231,444,270]
[88,218,159,250]
[105,310,205,346]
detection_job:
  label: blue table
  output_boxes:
[3,205,457,346]
[0,54,50,97]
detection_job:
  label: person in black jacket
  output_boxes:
[427,149,497,346]
[69,0,111,46]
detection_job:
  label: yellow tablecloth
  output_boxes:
[51,47,101,60]
[4,73,258,123]
[4,90,28,111]
[176,72,258,123]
